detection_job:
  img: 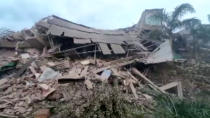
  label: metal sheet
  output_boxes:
[73,38,91,44]
[110,44,126,54]
[98,43,111,55]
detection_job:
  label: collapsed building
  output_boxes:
[0,9,179,117]
[1,9,174,64]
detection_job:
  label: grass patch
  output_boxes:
[154,95,210,118]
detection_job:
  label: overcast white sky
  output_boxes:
[0,0,209,31]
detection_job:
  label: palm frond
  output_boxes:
[182,18,201,29]
[170,19,182,30]
[172,3,195,21]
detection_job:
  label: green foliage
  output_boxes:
[172,3,195,21]
[53,84,146,118]
[167,3,195,32]
[153,3,196,39]
[182,18,201,30]
[154,95,210,118]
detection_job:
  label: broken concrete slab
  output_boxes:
[110,44,126,54]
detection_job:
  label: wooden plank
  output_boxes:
[159,81,183,99]
[127,71,138,82]
[177,81,183,99]
[129,82,138,98]
[94,59,137,73]
[159,82,178,91]
[110,44,126,54]
[131,68,165,93]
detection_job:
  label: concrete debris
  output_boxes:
[0,9,180,117]
[43,87,56,98]
[39,84,50,90]
[0,78,8,86]
[84,79,93,89]
[80,59,94,65]
[21,53,30,59]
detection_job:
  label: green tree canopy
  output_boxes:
[153,3,196,40]
[163,3,195,32]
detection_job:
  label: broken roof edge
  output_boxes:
[50,15,96,30]
[42,15,127,32]
[37,10,150,32]
[34,9,165,40]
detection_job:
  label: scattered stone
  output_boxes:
[84,79,93,89]
[34,109,50,118]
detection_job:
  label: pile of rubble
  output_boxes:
[0,9,182,117]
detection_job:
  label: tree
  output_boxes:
[154,3,196,40]
[182,18,202,59]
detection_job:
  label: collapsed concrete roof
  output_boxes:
[0,9,174,64]
[33,9,164,55]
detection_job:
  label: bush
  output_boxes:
[53,83,146,118]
